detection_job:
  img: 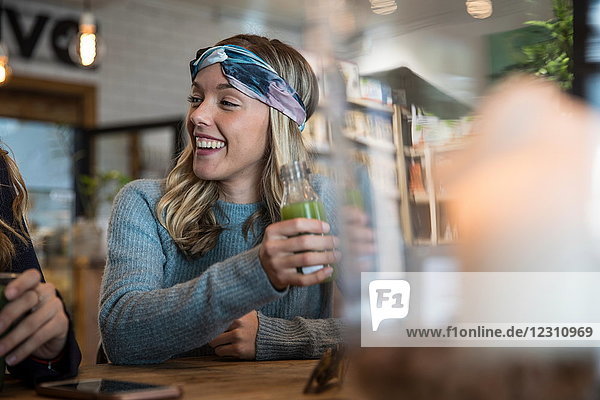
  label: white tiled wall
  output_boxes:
[2,0,301,125]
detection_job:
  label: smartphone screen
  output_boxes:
[36,379,182,400]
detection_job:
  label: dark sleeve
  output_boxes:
[0,156,82,385]
[7,309,81,386]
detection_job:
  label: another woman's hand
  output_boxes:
[209,311,258,360]
[0,269,69,365]
[342,205,377,275]
[259,218,340,290]
[343,205,376,257]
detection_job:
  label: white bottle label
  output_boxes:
[300,264,324,274]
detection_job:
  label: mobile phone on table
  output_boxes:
[36,378,182,400]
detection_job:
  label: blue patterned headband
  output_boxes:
[190,45,307,131]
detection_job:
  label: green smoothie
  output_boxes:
[281,200,327,222]
[281,200,334,282]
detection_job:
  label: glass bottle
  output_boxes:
[280,161,332,279]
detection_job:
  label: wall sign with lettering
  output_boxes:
[0,4,97,69]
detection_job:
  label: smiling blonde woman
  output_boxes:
[99,35,344,365]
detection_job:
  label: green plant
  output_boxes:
[78,170,131,219]
[519,0,573,90]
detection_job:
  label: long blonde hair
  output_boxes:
[156,34,319,258]
[0,149,30,269]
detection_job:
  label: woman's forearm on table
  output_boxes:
[99,184,287,364]
[99,247,285,364]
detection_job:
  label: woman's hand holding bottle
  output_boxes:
[259,219,340,290]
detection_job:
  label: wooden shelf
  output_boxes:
[347,98,394,114]
[404,142,467,157]
[345,132,396,153]
[317,99,394,114]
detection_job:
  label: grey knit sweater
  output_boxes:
[99,176,342,365]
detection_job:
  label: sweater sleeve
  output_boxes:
[99,183,288,365]
[255,312,343,360]
[8,309,81,386]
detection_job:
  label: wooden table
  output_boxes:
[1,357,361,399]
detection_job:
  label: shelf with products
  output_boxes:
[352,148,401,200]
[304,72,401,202]
[304,108,401,203]
[303,108,331,154]
[303,56,397,158]
[344,100,395,144]
[316,99,394,116]
[303,58,473,248]
[369,67,472,246]
[347,98,394,114]
[344,132,396,154]
[398,136,469,245]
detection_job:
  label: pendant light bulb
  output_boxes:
[466,0,493,19]
[0,43,11,85]
[369,0,397,15]
[78,11,98,67]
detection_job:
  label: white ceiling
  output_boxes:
[190,0,546,21]
[185,0,552,32]
[47,0,553,34]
